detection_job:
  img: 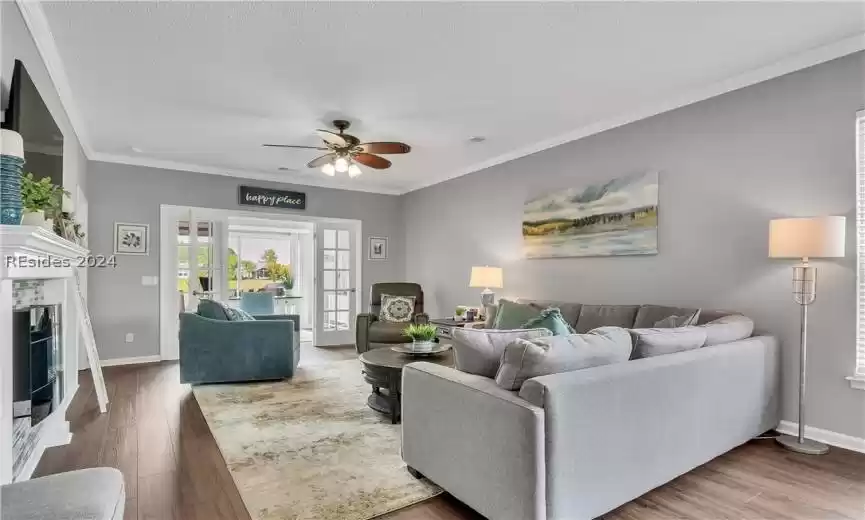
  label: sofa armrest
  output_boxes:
[518,335,780,519]
[355,313,377,354]
[402,362,545,520]
[413,312,430,325]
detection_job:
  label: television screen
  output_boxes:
[2,60,64,188]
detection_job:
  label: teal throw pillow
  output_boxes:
[197,299,231,320]
[521,307,575,336]
[493,299,542,330]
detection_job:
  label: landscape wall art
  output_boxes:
[523,171,659,258]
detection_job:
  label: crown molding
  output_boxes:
[18,0,864,196]
[401,32,865,194]
[89,152,405,195]
[15,0,95,157]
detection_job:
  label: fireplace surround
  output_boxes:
[1,225,87,483]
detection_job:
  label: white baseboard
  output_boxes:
[777,420,865,454]
[98,355,162,367]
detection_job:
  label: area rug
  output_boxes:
[192,360,441,520]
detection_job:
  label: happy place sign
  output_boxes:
[238,185,307,211]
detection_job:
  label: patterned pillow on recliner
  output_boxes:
[380,294,416,323]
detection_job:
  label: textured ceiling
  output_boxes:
[40,1,865,194]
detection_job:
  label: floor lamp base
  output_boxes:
[775,434,829,455]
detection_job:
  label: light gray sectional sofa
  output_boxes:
[401,302,780,520]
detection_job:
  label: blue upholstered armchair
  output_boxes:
[179,311,300,384]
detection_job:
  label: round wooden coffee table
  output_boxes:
[358,345,453,424]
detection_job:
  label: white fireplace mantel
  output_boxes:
[0,224,89,483]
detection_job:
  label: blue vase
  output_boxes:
[0,154,25,225]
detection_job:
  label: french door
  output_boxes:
[314,222,358,346]
[160,208,225,360]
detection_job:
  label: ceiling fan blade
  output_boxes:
[353,153,392,169]
[307,153,336,168]
[357,142,411,154]
[263,144,329,150]
[316,130,347,147]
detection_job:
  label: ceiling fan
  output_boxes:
[263,120,411,178]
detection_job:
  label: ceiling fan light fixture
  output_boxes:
[348,164,362,178]
[334,156,349,173]
[321,163,336,176]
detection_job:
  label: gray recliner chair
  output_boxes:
[355,282,429,354]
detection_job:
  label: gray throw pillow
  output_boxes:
[494,327,633,390]
[698,314,754,346]
[451,327,552,377]
[629,327,707,359]
[653,309,701,328]
[379,294,415,323]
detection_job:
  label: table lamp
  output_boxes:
[469,266,503,307]
[768,216,846,455]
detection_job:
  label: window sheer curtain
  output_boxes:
[856,110,865,378]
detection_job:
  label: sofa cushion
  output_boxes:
[493,299,542,330]
[629,327,707,359]
[495,327,632,390]
[653,310,700,328]
[575,304,640,333]
[228,307,256,321]
[1,467,125,520]
[521,307,574,336]
[516,299,582,327]
[197,299,231,321]
[698,314,754,346]
[380,294,416,323]
[696,309,735,325]
[451,327,552,377]
[633,305,700,329]
[368,321,410,344]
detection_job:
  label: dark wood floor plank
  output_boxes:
[30,345,865,520]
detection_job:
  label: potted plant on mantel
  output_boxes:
[20,173,67,230]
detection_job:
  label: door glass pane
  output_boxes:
[323,270,335,290]
[323,250,335,269]
[324,311,335,331]
[323,229,336,249]
[337,270,350,289]
[337,250,350,270]
[325,292,336,311]
[337,291,349,311]
[337,311,349,331]
[337,230,350,249]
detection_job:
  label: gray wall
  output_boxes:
[86,162,405,360]
[403,52,865,439]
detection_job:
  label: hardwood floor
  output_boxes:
[34,346,865,520]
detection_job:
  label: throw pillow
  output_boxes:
[379,294,416,323]
[494,326,633,390]
[628,327,707,359]
[229,308,256,321]
[492,299,542,330]
[521,307,574,336]
[698,314,754,346]
[197,299,231,321]
[653,309,701,328]
[451,327,552,377]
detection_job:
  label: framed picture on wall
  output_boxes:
[114,222,150,255]
[369,236,388,260]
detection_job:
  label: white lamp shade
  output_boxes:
[768,216,846,259]
[469,266,503,288]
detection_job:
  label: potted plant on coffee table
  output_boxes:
[403,323,437,353]
[20,173,67,230]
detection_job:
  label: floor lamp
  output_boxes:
[768,216,846,455]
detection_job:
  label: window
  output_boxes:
[856,110,865,381]
[227,232,298,299]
